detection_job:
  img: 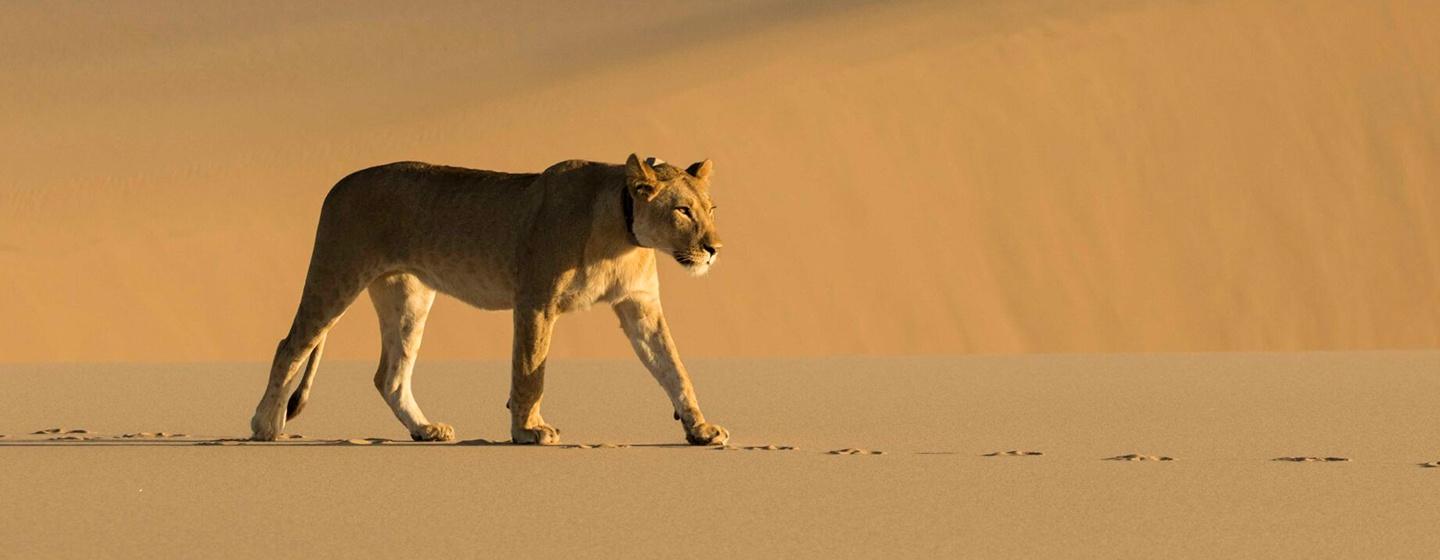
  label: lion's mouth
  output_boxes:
[673,251,715,276]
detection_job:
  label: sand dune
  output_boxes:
[2,0,1437,362]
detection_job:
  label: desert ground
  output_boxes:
[3,353,1440,558]
[2,0,1438,558]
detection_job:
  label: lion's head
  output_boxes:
[625,153,723,275]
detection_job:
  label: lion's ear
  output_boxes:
[626,153,657,183]
[626,153,663,200]
[686,159,714,181]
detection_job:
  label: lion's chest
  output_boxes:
[554,267,624,312]
[553,252,656,313]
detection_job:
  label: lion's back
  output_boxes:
[304,162,535,264]
[305,159,619,274]
[326,161,537,205]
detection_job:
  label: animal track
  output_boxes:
[1105,454,1175,461]
[1272,456,1349,462]
[120,432,190,439]
[0,428,1428,472]
[569,443,632,449]
[34,428,91,439]
[828,448,884,455]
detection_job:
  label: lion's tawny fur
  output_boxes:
[248,154,728,445]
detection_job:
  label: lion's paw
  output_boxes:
[250,413,283,442]
[249,421,281,442]
[511,424,561,445]
[411,423,456,442]
[685,422,730,446]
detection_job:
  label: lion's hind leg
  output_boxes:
[369,273,452,442]
[250,265,371,441]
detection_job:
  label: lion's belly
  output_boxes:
[433,279,516,310]
[409,258,517,311]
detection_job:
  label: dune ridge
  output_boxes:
[2,0,1437,362]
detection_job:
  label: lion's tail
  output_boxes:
[285,332,326,420]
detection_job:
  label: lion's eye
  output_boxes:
[675,207,693,219]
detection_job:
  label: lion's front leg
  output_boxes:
[509,305,561,445]
[613,296,729,446]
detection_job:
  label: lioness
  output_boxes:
[249,154,729,445]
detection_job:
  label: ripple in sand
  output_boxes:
[1420,461,1440,468]
[342,438,388,445]
[984,450,1043,457]
[828,448,884,455]
[1273,456,1349,462]
[32,428,63,435]
[715,444,797,451]
[1104,454,1175,462]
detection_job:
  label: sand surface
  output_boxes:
[3,352,1438,558]
[3,0,1438,362]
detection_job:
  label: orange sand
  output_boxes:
[2,352,1439,558]
[2,1,1437,362]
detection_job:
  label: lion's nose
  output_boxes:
[702,244,719,257]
